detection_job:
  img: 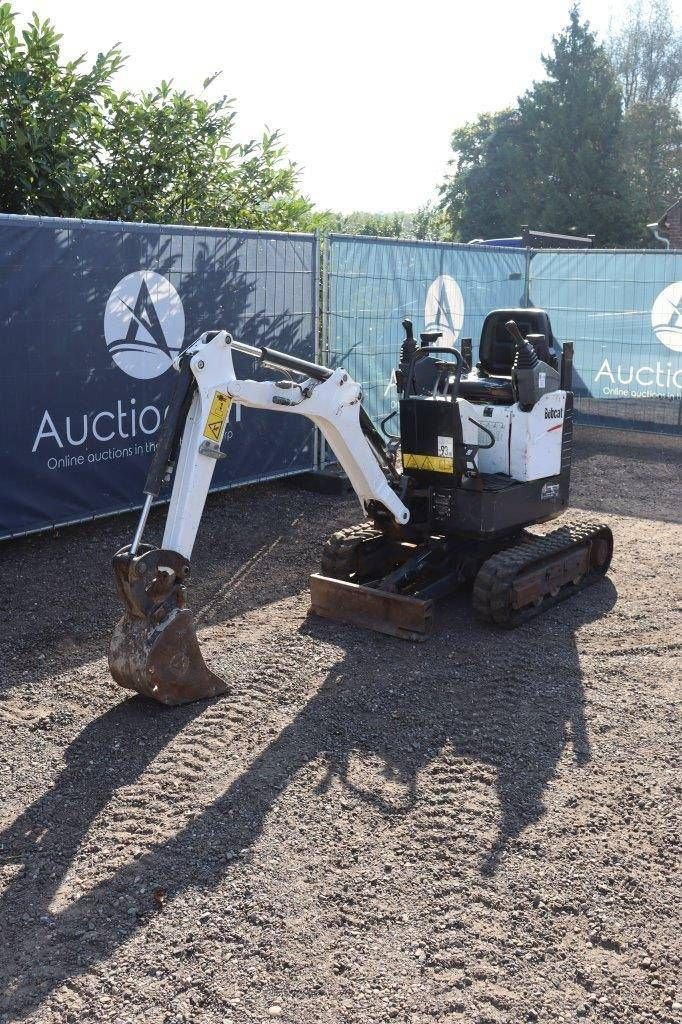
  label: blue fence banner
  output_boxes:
[326,235,528,425]
[4,223,681,541]
[0,215,317,539]
[529,249,682,401]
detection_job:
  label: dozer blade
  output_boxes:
[109,545,227,706]
[309,574,434,641]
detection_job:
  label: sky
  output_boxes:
[15,0,633,212]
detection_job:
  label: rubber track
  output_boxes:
[320,521,386,580]
[472,516,613,628]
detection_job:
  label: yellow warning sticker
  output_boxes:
[402,452,453,474]
[203,390,232,442]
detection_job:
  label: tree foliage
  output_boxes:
[0,4,123,215]
[441,7,641,245]
[325,210,406,238]
[518,7,635,244]
[440,2,680,246]
[440,110,532,241]
[87,82,315,230]
[608,0,681,234]
[0,5,314,230]
[323,204,449,241]
[622,98,681,233]
[1,2,678,244]
[607,0,681,109]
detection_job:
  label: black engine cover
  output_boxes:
[399,396,467,484]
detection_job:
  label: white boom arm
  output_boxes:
[160,331,409,560]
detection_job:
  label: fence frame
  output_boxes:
[1,219,679,537]
[0,214,321,540]
[318,234,682,460]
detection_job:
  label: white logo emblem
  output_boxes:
[104,271,185,379]
[651,281,682,353]
[424,274,464,346]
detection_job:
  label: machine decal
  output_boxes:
[540,482,560,500]
[402,452,453,474]
[546,423,563,432]
[437,436,454,459]
[203,391,232,442]
[431,489,454,522]
[104,271,185,380]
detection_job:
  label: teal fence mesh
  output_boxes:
[324,236,682,437]
[324,235,527,428]
[529,249,682,433]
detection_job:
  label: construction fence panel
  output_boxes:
[0,215,318,539]
[325,234,528,427]
[529,249,682,434]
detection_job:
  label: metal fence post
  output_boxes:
[317,233,331,468]
[522,247,532,308]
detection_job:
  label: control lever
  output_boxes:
[505,320,526,346]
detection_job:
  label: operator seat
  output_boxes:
[456,308,560,405]
[477,308,560,375]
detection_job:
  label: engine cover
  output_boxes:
[401,392,568,484]
[509,391,567,480]
[399,396,468,483]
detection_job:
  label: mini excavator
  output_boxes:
[109,310,613,705]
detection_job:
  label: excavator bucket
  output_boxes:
[309,574,434,641]
[109,545,227,706]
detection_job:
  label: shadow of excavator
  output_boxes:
[0,564,617,1019]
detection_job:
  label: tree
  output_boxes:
[622,98,681,233]
[88,82,315,231]
[0,4,123,215]
[607,0,681,236]
[519,6,637,245]
[321,207,450,241]
[607,0,681,110]
[440,6,640,246]
[323,210,408,238]
[440,109,534,240]
[0,5,314,231]
[411,203,450,241]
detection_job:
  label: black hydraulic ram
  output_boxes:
[129,352,197,555]
[247,337,391,471]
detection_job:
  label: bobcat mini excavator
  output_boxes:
[109,310,613,705]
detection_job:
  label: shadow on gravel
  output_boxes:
[301,579,618,879]
[0,483,337,697]
[0,573,616,1020]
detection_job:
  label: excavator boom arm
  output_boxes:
[108,330,408,705]
[161,331,408,559]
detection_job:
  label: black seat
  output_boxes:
[478,308,559,376]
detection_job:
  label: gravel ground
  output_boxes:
[0,427,680,1024]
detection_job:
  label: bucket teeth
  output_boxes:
[108,545,226,705]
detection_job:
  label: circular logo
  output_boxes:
[104,271,185,379]
[424,274,465,347]
[651,281,682,353]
